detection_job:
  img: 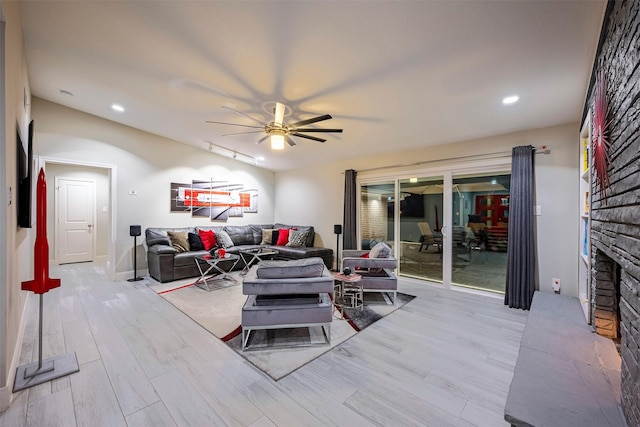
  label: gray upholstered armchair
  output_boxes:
[342,242,398,304]
[241,257,334,349]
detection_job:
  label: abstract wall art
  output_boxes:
[170,179,258,221]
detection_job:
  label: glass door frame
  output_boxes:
[357,157,511,290]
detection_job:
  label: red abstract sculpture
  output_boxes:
[21,168,60,294]
[592,72,611,200]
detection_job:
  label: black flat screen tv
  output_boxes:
[16,120,33,228]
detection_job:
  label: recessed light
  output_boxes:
[257,156,265,161]
[111,104,125,113]
[502,95,519,105]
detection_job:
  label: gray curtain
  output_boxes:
[505,146,536,309]
[343,169,357,250]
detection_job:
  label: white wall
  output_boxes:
[0,0,33,409]
[32,97,276,278]
[275,122,580,297]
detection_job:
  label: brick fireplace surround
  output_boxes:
[586,1,640,425]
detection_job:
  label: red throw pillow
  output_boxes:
[355,252,369,270]
[276,228,290,246]
[198,229,217,251]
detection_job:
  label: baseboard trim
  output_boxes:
[0,292,31,411]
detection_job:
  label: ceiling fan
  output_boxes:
[206,102,342,149]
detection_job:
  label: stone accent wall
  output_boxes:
[584,1,640,425]
[360,197,389,241]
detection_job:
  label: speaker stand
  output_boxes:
[128,235,144,282]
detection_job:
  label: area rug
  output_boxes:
[148,275,415,380]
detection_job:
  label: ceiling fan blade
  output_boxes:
[285,135,297,147]
[221,130,265,136]
[291,132,326,143]
[291,128,343,133]
[255,135,270,145]
[288,114,332,128]
[206,120,264,129]
[274,102,286,126]
[222,105,267,126]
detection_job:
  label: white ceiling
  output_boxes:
[19,1,606,172]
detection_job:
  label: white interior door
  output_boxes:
[56,177,95,264]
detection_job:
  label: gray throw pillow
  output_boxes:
[369,241,391,258]
[216,229,234,248]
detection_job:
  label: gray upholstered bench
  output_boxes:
[504,291,624,426]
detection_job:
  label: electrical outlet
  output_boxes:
[552,278,561,292]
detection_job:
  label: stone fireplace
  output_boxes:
[592,249,620,341]
[584,1,640,425]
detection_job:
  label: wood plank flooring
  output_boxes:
[0,262,528,426]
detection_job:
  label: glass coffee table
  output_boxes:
[194,253,240,291]
[239,248,279,275]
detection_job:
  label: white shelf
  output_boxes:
[581,168,590,181]
[581,253,589,265]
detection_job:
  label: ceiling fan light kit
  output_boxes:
[207,102,342,150]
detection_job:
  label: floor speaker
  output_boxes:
[128,225,143,282]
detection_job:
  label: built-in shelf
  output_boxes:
[578,115,592,323]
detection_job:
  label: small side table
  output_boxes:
[332,272,363,319]
[239,248,279,275]
[194,254,240,291]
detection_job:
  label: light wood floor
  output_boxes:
[0,262,528,426]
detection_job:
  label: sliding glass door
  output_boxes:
[451,172,511,292]
[397,176,444,283]
[359,166,511,293]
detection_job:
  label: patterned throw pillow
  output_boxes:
[216,229,234,248]
[188,232,204,251]
[197,229,217,250]
[167,231,189,253]
[261,229,275,245]
[286,230,310,247]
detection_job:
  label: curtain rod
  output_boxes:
[353,145,549,174]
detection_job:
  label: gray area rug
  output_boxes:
[148,274,415,380]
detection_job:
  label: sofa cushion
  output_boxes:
[216,229,234,248]
[188,232,204,251]
[369,241,392,258]
[286,229,310,247]
[224,225,255,246]
[256,257,325,279]
[146,228,171,247]
[198,229,217,250]
[251,224,272,245]
[167,231,189,253]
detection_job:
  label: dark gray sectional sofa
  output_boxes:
[145,223,333,283]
